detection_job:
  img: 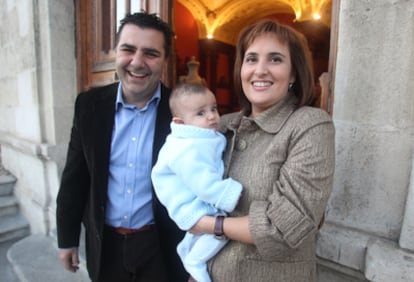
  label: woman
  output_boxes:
[191,20,335,281]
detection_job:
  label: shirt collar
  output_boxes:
[115,82,161,111]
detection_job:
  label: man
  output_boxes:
[56,12,188,282]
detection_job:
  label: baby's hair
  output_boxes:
[169,83,212,116]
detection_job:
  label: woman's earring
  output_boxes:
[288,82,293,91]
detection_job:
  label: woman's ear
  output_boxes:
[290,70,296,85]
[172,117,184,124]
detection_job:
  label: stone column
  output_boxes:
[400,155,414,250]
[317,1,414,281]
[0,0,77,235]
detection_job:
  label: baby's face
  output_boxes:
[177,90,220,130]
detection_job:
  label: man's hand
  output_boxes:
[59,248,80,272]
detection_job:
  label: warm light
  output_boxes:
[313,13,321,20]
[207,34,213,39]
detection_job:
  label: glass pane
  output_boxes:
[102,0,112,53]
[116,1,141,31]
[131,1,141,13]
[116,1,126,31]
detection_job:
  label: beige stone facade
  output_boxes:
[0,0,413,281]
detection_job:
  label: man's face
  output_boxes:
[115,24,167,106]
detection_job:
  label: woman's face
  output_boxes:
[241,33,295,117]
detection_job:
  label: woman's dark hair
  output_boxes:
[233,20,315,111]
[116,12,175,58]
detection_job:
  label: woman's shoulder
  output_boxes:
[282,106,334,137]
[291,106,333,125]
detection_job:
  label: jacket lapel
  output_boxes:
[92,83,118,204]
[152,83,172,165]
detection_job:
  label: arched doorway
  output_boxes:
[174,0,338,114]
[75,0,338,114]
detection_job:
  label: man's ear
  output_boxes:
[172,117,184,124]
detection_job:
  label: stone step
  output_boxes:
[0,174,16,196]
[0,196,18,217]
[0,214,30,243]
[0,238,20,282]
[7,234,90,282]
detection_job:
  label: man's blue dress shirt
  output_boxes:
[105,83,161,229]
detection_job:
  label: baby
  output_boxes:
[152,83,243,282]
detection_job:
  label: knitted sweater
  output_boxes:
[151,123,243,230]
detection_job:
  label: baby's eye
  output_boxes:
[197,111,205,116]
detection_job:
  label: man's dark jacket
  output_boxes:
[56,82,187,281]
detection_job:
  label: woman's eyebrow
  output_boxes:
[268,51,286,57]
[245,51,286,57]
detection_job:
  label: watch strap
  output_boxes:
[214,215,226,239]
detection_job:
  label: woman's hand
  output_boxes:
[189,216,215,235]
[189,215,254,244]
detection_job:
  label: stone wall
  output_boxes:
[316,0,414,281]
[0,0,77,234]
[0,0,413,281]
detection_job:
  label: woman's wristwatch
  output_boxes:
[214,215,226,240]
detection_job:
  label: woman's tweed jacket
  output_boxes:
[209,95,335,282]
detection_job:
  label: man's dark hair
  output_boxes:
[116,12,175,58]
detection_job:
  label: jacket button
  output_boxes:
[236,139,247,151]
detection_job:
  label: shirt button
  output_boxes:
[132,137,136,141]
[127,189,131,194]
[128,163,134,168]
[123,215,128,220]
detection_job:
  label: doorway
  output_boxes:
[75,0,338,114]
